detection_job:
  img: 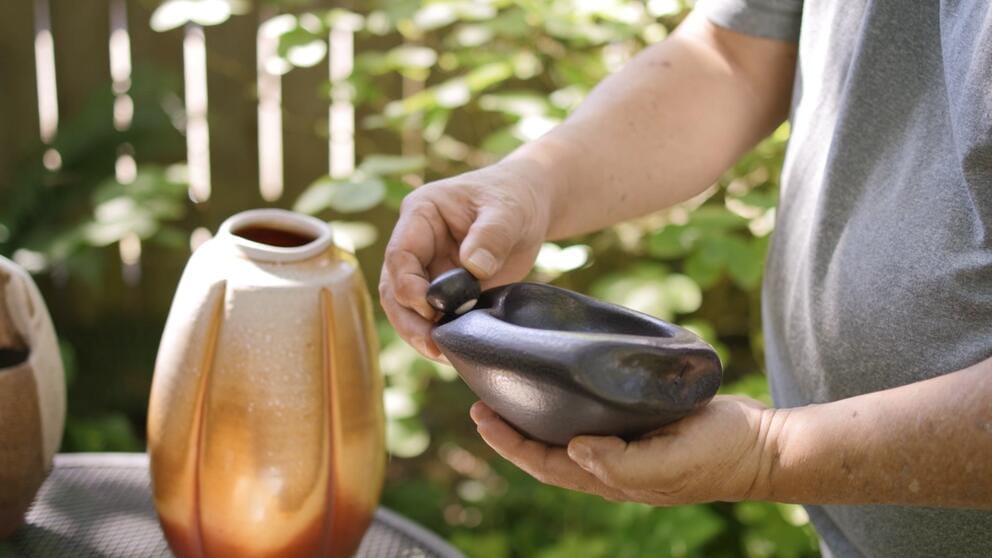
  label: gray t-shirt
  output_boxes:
[697,0,992,556]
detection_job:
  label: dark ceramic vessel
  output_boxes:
[429,270,723,446]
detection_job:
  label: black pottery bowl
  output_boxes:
[428,270,723,446]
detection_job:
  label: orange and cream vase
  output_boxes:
[147,209,385,558]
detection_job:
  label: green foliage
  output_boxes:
[294,155,425,215]
[1,1,817,556]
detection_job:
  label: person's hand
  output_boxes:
[469,395,787,505]
[380,158,554,359]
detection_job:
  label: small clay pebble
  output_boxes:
[426,268,481,315]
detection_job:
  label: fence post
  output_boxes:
[32,0,60,171]
[183,24,211,204]
[328,22,355,180]
[257,12,286,202]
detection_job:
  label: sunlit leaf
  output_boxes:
[450,24,493,47]
[648,0,683,17]
[479,92,549,117]
[535,242,590,273]
[150,0,235,32]
[413,3,458,31]
[287,39,327,67]
[386,418,430,458]
[325,8,364,31]
[387,45,438,69]
[384,386,419,419]
[294,174,386,214]
[513,115,559,141]
[661,273,701,314]
[330,220,378,251]
[358,154,426,176]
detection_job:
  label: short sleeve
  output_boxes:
[694,0,804,42]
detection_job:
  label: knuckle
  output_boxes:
[382,244,404,266]
[398,191,419,211]
[529,469,553,486]
[399,190,430,213]
[477,222,516,250]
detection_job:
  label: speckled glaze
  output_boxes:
[431,274,722,446]
[0,256,65,538]
[148,209,385,558]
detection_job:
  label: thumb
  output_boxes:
[459,208,520,280]
[567,436,634,488]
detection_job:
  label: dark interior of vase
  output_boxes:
[0,347,29,369]
[495,285,673,338]
[233,224,316,248]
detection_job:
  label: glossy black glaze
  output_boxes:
[426,268,481,315]
[431,278,723,446]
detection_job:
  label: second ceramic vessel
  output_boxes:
[0,256,65,538]
[430,270,722,446]
[148,209,385,558]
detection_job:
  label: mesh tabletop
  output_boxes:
[1,454,463,558]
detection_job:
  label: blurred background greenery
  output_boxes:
[0,0,818,556]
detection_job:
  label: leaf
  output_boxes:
[358,154,426,176]
[149,0,234,32]
[294,174,386,214]
[726,237,768,291]
[661,273,701,314]
[684,249,722,289]
[688,205,749,229]
[383,178,413,210]
[324,8,364,31]
[733,189,778,210]
[330,220,379,251]
[386,45,438,69]
[386,418,430,458]
[478,92,550,118]
[535,242,591,273]
[480,126,523,156]
[646,225,695,259]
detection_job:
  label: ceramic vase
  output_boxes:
[0,256,65,538]
[148,209,385,558]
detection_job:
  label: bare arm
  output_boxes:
[764,356,992,507]
[511,11,797,240]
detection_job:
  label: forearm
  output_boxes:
[765,356,992,508]
[506,12,796,240]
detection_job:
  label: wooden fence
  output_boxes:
[0,0,358,279]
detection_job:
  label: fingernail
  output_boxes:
[469,402,486,423]
[466,249,496,278]
[568,442,592,464]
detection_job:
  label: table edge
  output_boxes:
[49,453,465,558]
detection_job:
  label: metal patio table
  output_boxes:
[1,453,463,558]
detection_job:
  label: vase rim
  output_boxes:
[217,209,333,263]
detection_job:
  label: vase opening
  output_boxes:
[0,347,29,369]
[219,209,334,263]
[233,225,316,248]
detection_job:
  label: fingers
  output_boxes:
[381,196,452,358]
[470,402,627,501]
[379,279,442,359]
[384,203,447,319]
[458,207,521,280]
[568,436,667,490]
